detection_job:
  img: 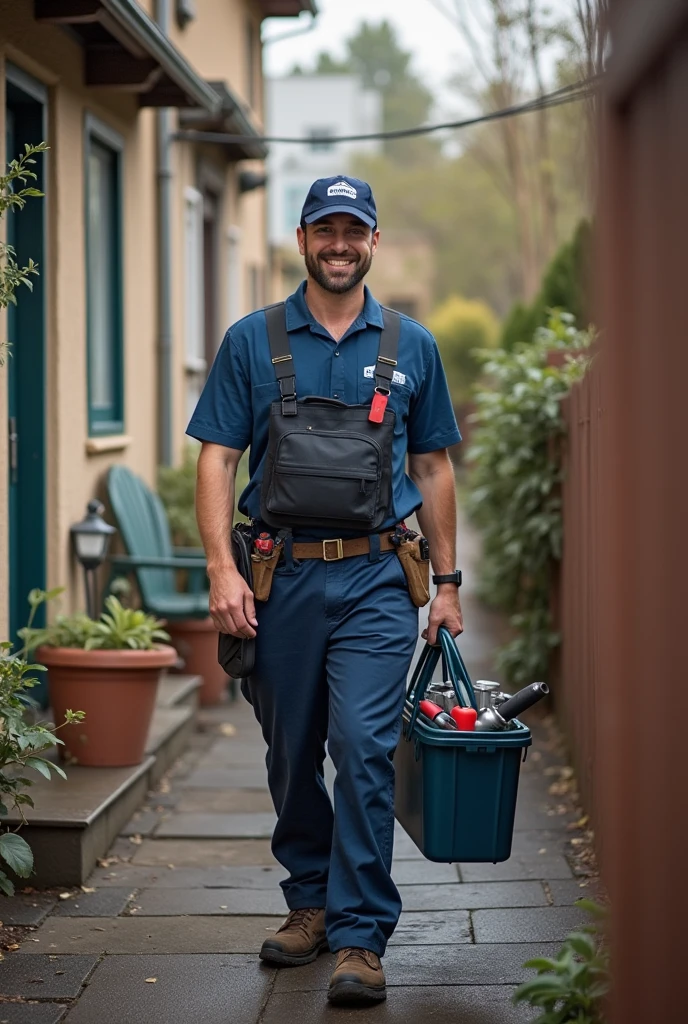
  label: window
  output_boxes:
[284,184,307,235]
[85,116,124,436]
[184,187,205,372]
[308,127,334,152]
[248,265,264,312]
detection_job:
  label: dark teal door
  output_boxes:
[6,66,47,649]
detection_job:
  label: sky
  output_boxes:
[262,0,471,114]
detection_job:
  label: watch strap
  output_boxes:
[432,570,462,586]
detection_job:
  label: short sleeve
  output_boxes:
[186,330,252,450]
[407,334,462,454]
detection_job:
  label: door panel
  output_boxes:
[6,70,47,649]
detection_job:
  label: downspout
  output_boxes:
[155,0,173,467]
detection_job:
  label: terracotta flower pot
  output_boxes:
[38,644,177,767]
[166,617,228,706]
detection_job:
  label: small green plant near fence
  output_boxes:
[467,311,592,684]
[514,899,610,1022]
[0,589,85,896]
[0,141,49,366]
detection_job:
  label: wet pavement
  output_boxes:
[0,513,593,1023]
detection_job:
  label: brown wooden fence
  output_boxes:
[555,358,605,821]
[556,2,688,1020]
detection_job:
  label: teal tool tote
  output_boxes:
[394,627,531,863]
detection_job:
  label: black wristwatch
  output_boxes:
[432,570,462,587]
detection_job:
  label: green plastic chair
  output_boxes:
[107,465,209,620]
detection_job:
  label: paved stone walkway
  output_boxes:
[0,516,592,1022]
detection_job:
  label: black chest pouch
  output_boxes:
[259,303,401,533]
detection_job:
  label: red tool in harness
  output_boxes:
[254,532,274,557]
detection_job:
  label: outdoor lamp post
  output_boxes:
[70,500,116,619]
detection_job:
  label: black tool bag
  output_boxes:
[217,523,256,678]
[260,303,400,532]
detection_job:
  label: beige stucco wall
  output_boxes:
[0,1,268,634]
[170,0,264,123]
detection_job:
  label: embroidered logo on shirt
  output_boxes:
[364,365,406,385]
[327,181,357,199]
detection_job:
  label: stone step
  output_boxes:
[156,673,202,709]
[3,678,203,888]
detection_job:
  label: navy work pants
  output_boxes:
[243,547,418,956]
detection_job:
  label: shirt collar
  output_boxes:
[284,280,385,334]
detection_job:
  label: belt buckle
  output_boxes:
[322,538,344,561]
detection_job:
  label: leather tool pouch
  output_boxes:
[251,542,282,603]
[217,524,256,679]
[259,303,401,533]
[396,538,431,608]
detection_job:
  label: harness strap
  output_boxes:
[376,307,401,395]
[264,300,402,416]
[265,302,297,416]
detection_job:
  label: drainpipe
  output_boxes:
[155,0,173,467]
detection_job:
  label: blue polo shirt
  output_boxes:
[186,281,461,533]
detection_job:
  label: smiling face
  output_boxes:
[297,213,379,295]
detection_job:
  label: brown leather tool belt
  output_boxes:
[292,531,397,562]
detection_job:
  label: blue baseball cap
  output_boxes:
[301,175,377,230]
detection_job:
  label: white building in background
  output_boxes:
[266,74,382,250]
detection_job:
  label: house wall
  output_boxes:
[0,0,269,633]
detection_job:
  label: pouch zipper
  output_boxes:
[274,464,378,481]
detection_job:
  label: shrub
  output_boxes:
[467,311,592,684]
[428,295,499,407]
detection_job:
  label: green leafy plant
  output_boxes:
[158,444,250,545]
[467,311,592,683]
[513,899,610,1022]
[0,589,85,896]
[19,593,170,652]
[0,141,49,365]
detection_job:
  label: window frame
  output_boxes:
[84,113,125,438]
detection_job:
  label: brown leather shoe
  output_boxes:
[327,947,386,1004]
[259,908,327,966]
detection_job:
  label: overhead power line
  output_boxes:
[175,77,600,148]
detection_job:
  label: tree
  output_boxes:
[307,21,434,159]
[500,219,592,347]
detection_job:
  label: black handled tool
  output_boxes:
[474,682,550,732]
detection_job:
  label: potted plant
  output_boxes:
[157,445,250,706]
[1,605,84,894]
[20,592,176,767]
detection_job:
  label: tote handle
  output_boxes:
[405,626,478,736]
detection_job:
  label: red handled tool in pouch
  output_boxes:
[254,532,274,557]
[369,389,389,423]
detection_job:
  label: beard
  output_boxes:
[304,242,373,294]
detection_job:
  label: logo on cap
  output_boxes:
[327,181,358,199]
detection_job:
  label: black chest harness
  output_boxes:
[259,302,401,532]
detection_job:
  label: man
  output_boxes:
[187,175,463,1006]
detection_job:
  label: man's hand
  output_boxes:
[209,567,258,639]
[422,585,464,646]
